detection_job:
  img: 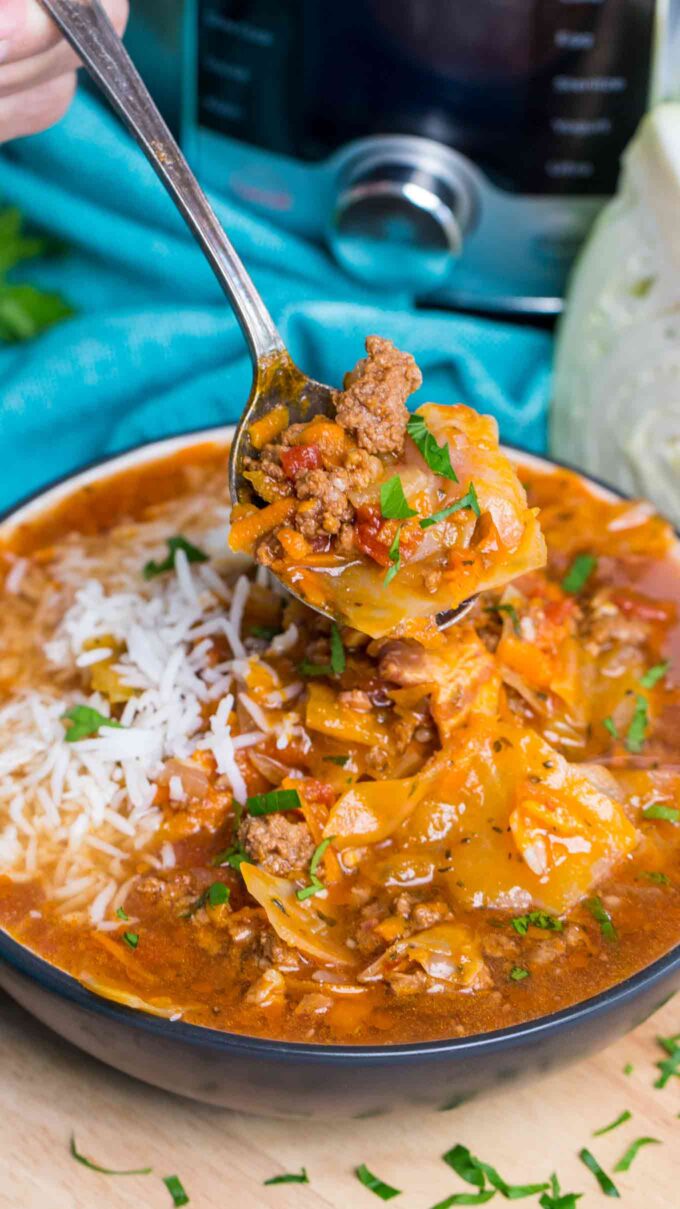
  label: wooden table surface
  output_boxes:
[0,991,677,1209]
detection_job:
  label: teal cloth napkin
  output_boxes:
[0,91,552,514]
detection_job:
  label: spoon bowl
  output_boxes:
[227,352,335,506]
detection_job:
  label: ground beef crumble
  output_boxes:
[335,335,421,456]
[250,336,421,553]
[238,813,315,877]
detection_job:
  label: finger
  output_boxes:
[0,0,26,60]
[0,35,80,97]
[3,0,128,64]
[0,68,76,141]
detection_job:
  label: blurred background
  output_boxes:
[1,0,679,518]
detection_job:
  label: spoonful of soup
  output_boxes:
[39,0,546,639]
[230,336,547,637]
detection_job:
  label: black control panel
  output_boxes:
[197,0,656,195]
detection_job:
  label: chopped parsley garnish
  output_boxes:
[264,1168,309,1185]
[380,475,418,520]
[420,483,480,529]
[323,754,350,767]
[613,1136,660,1173]
[247,788,301,816]
[442,1144,548,1199]
[510,966,530,981]
[299,659,334,677]
[213,802,247,869]
[638,871,669,884]
[623,1063,634,1076]
[212,845,247,870]
[640,661,669,689]
[183,879,231,918]
[355,1163,401,1200]
[122,931,139,949]
[163,1174,190,1206]
[69,1134,151,1176]
[115,907,129,921]
[578,1149,619,1198]
[296,881,322,902]
[585,896,618,942]
[330,623,346,674]
[430,1195,496,1207]
[310,836,334,878]
[488,603,521,636]
[407,412,458,483]
[299,622,345,678]
[625,694,649,753]
[182,881,231,917]
[208,881,230,907]
[562,553,597,594]
[511,911,563,937]
[603,716,619,741]
[642,803,680,823]
[443,1145,484,1188]
[654,1031,680,1088]
[539,1173,583,1209]
[296,836,335,901]
[143,535,208,580]
[384,525,402,587]
[593,1110,631,1136]
[62,705,123,742]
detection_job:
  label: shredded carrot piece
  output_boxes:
[229,498,296,553]
[249,405,289,450]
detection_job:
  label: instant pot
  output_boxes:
[126,1,680,313]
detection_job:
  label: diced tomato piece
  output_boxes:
[280,443,322,479]
[299,778,337,807]
[355,506,393,567]
[544,597,576,627]
[355,506,424,568]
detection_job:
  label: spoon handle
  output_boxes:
[38,0,284,365]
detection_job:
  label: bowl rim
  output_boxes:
[1,424,679,1062]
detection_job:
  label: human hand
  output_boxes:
[0,0,128,143]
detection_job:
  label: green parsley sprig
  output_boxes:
[380,475,418,520]
[296,836,335,901]
[511,911,563,936]
[585,896,618,942]
[443,1143,548,1200]
[143,535,208,580]
[384,525,403,587]
[407,412,458,482]
[562,554,597,594]
[420,483,480,529]
[246,788,301,816]
[355,1163,401,1200]
[578,1148,619,1198]
[264,1168,309,1185]
[69,1134,151,1176]
[62,705,123,743]
[613,1137,660,1173]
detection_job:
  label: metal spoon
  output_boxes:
[38,0,472,629]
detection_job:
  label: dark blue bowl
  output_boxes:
[2,927,678,1117]
[1,430,679,1117]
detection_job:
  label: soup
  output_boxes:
[0,440,679,1044]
